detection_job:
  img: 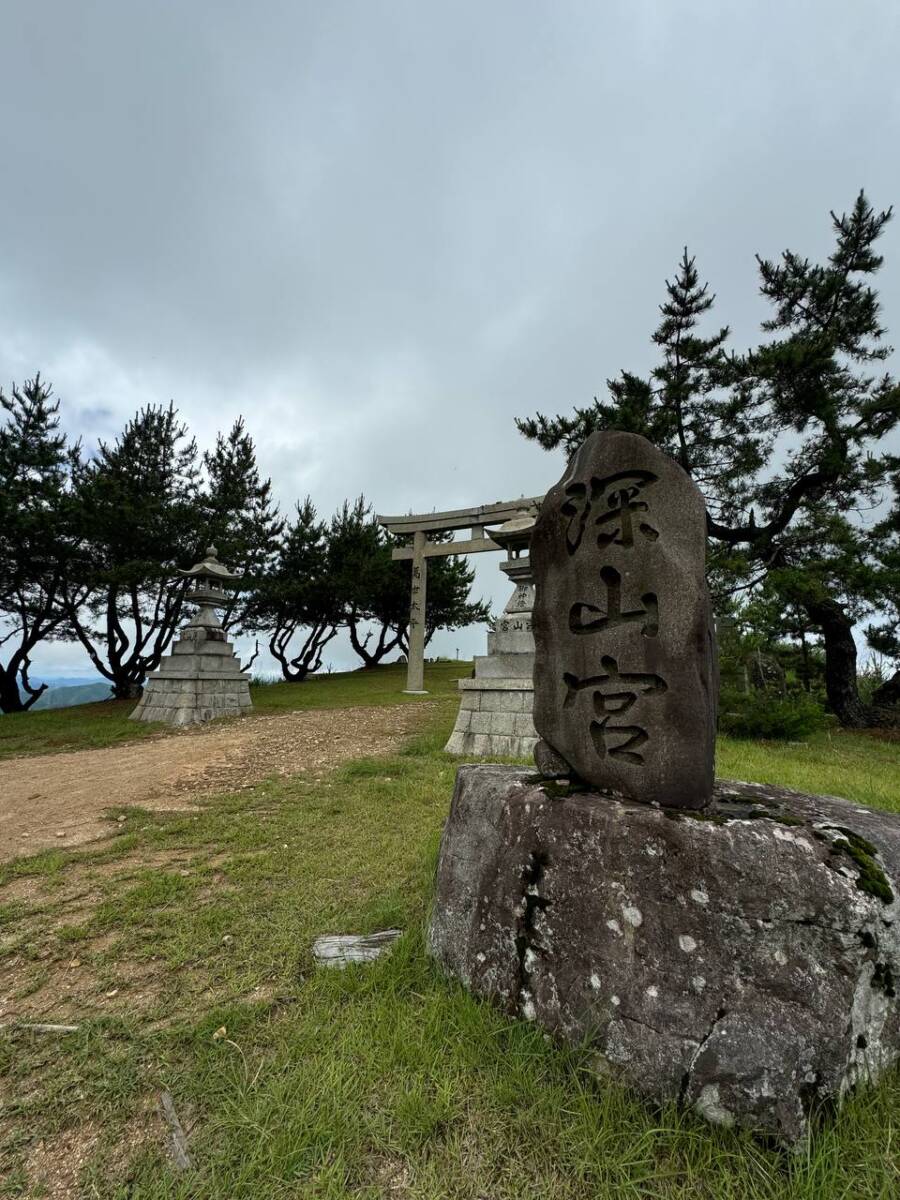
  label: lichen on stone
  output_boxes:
[663,807,728,825]
[827,827,895,905]
[745,808,805,827]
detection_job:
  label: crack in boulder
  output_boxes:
[679,1004,727,1103]
[514,849,550,1018]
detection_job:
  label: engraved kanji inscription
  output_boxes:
[561,470,660,555]
[569,565,659,638]
[562,654,667,766]
[562,655,667,709]
[531,429,716,807]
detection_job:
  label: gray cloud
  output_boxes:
[2,0,899,675]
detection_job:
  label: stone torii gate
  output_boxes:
[377,497,544,693]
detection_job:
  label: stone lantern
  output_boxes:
[130,546,253,726]
[444,509,538,757]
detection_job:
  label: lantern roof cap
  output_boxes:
[177,545,242,582]
[490,508,536,551]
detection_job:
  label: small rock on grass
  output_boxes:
[312,930,402,967]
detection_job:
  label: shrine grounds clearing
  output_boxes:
[1,662,899,1197]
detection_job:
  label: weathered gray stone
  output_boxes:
[476,652,536,679]
[131,546,252,727]
[531,430,716,809]
[428,764,900,1144]
[534,738,570,777]
[445,512,538,758]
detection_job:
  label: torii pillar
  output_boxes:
[406,531,428,693]
[377,495,544,695]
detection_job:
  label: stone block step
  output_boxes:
[474,653,534,680]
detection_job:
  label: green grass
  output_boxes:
[0,660,467,761]
[249,659,469,712]
[0,696,161,760]
[1,703,899,1195]
[717,729,900,813]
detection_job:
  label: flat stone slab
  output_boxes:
[428,764,900,1144]
[312,929,402,967]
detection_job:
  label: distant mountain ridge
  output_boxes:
[30,682,113,710]
[2,677,114,713]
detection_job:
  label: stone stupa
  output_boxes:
[130,546,252,727]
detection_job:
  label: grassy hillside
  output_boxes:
[0,661,466,761]
[1,692,899,1195]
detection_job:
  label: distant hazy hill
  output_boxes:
[28,681,113,711]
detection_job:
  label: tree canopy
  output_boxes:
[518,192,900,726]
[0,394,491,705]
[0,376,80,712]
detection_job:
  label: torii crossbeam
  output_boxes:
[377,496,544,693]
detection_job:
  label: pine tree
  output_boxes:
[0,376,81,712]
[516,250,760,496]
[65,403,205,698]
[328,499,491,668]
[517,194,900,726]
[202,417,284,632]
[866,476,900,710]
[329,497,407,667]
[244,499,339,681]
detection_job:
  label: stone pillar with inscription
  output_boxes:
[404,531,428,694]
[444,510,538,759]
[531,429,717,809]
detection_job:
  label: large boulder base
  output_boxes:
[428,765,900,1144]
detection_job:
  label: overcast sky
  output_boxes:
[3,1,899,680]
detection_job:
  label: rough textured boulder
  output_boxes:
[530,430,716,808]
[428,765,900,1143]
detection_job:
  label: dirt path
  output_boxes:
[0,704,437,862]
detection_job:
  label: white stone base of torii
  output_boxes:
[377,496,543,758]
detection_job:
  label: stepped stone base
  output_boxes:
[428,764,900,1144]
[444,679,537,758]
[133,676,252,725]
[131,628,251,727]
[445,558,538,758]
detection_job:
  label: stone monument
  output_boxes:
[530,429,716,808]
[428,430,900,1144]
[130,546,252,727]
[445,509,539,759]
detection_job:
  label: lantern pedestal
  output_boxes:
[130,547,252,727]
[445,511,538,759]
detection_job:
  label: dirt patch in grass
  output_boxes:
[0,847,254,1026]
[0,702,441,861]
[22,1105,163,1199]
[368,1153,413,1196]
[3,951,163,1024]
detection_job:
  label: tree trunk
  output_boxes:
[799,631,812,693]
[872,668,900,712]
[269,620,336,682]
[277,661,309,682]
[0,660,48,714]
[0,666,26,714]
[347,617,401,668]
[347,618,379,667]
[112,680,144,700]
[804,599,870,728]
